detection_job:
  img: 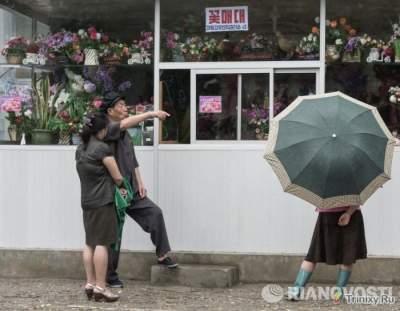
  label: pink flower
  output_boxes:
[88,27,97,34]
[72,33,79,43]
[92,98,103,109]
[2,97,22,113]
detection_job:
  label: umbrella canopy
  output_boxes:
[264,92,396,209]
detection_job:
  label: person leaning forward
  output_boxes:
[100,91,178,288]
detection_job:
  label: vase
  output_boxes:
[394,39,400,63]
[6,53,25,64]
[342,48,361,63]
[71,133,81,145]
[84,48,99,65]
[58,132,71,145]
[326,45,341,62]
[8,125,22,143]
[31,129,54,145]
[366,48,381,63]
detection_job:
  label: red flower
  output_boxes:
[88,27,97,34]
[102,35,109,43]
[90,31,97,40]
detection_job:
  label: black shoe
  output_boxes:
[106,278,124,288]
[158,257,178,269]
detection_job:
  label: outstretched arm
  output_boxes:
[120,111,170,130]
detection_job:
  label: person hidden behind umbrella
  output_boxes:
[75,113,127,303]
[287,205,367,301]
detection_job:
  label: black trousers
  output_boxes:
[106,197,171,282]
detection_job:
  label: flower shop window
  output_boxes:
[326,0,400,138]
[0,0,156,145]
[160,70,191,144]
[193,69,271,142]
[160,0,320,62]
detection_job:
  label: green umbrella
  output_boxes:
[264,92,396,209]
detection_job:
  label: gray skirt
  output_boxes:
[83,203,117,247]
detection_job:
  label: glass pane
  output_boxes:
[196,74,237,140]
[241,74,270,140]
[274,73,316,115]
[326,0,400,137]
[161,0,320,62]
[0,1,155,145]
[160,70,190,144]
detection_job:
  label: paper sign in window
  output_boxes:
[199,96,222,113]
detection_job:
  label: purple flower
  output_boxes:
[345,37,359,53]
[84,81,96,93]
[118,81,132,92]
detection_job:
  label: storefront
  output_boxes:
[0,1,399,260]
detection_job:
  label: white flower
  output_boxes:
[24,109,32,118]
[313,36,317,42]
[326,19,331,26]
[360,38,367,45]
[308,34,313,41]
[315,17,320,24]
[78,29,85,36]
[144,57,151,65]
[335,38,343,45]
[96,33,101,40]
[174,33,180,41]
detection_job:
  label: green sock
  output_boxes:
[289,268,313,299]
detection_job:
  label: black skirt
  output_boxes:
[305,210,367,265]
[83,203,117,247]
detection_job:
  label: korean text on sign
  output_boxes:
[205,6,248,33]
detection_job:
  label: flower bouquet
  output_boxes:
[163,32,185,61]
[296,26,320,60]
[44,30,75,64]
[1,36,28,64]
[389,21,400,62]
[389,86,400,106]
[0,96,32,142]
[325,18,348,62]
[242,104,269,140]
[128,31,153,65]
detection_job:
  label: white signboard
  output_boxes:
[205,6,249,32]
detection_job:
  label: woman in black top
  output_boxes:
[76,113,125,302]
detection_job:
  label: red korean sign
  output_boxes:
[205,6,248,32]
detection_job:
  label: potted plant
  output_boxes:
[296,27,320,60]
[31,73,63,144]
[1,36,28,64]
[78,27,104,65]
[44,31,75,64]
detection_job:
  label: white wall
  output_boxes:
[0,145,399,257]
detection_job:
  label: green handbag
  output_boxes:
[111,177,134,251]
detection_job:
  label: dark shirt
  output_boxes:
[75,136,115,210]
[105,121,139,192]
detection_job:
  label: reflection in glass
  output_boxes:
[274,73,316,116]
[241,74,269,140]
[196,74,237,140]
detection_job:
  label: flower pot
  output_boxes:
[22,53,39,65]
[6,53,25,64]
[326,45,341,62]
[394,39,400,63]
[71,133,81,145]
[58,131,71,145]
[366,48,381,63]
[343,48,361,62]
[84,48,99,65]
[127,53,144,65]
[8,125,22,143]
[171,50,185,62]
[31,129,54,145]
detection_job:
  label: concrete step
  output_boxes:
[151,264,239,288]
